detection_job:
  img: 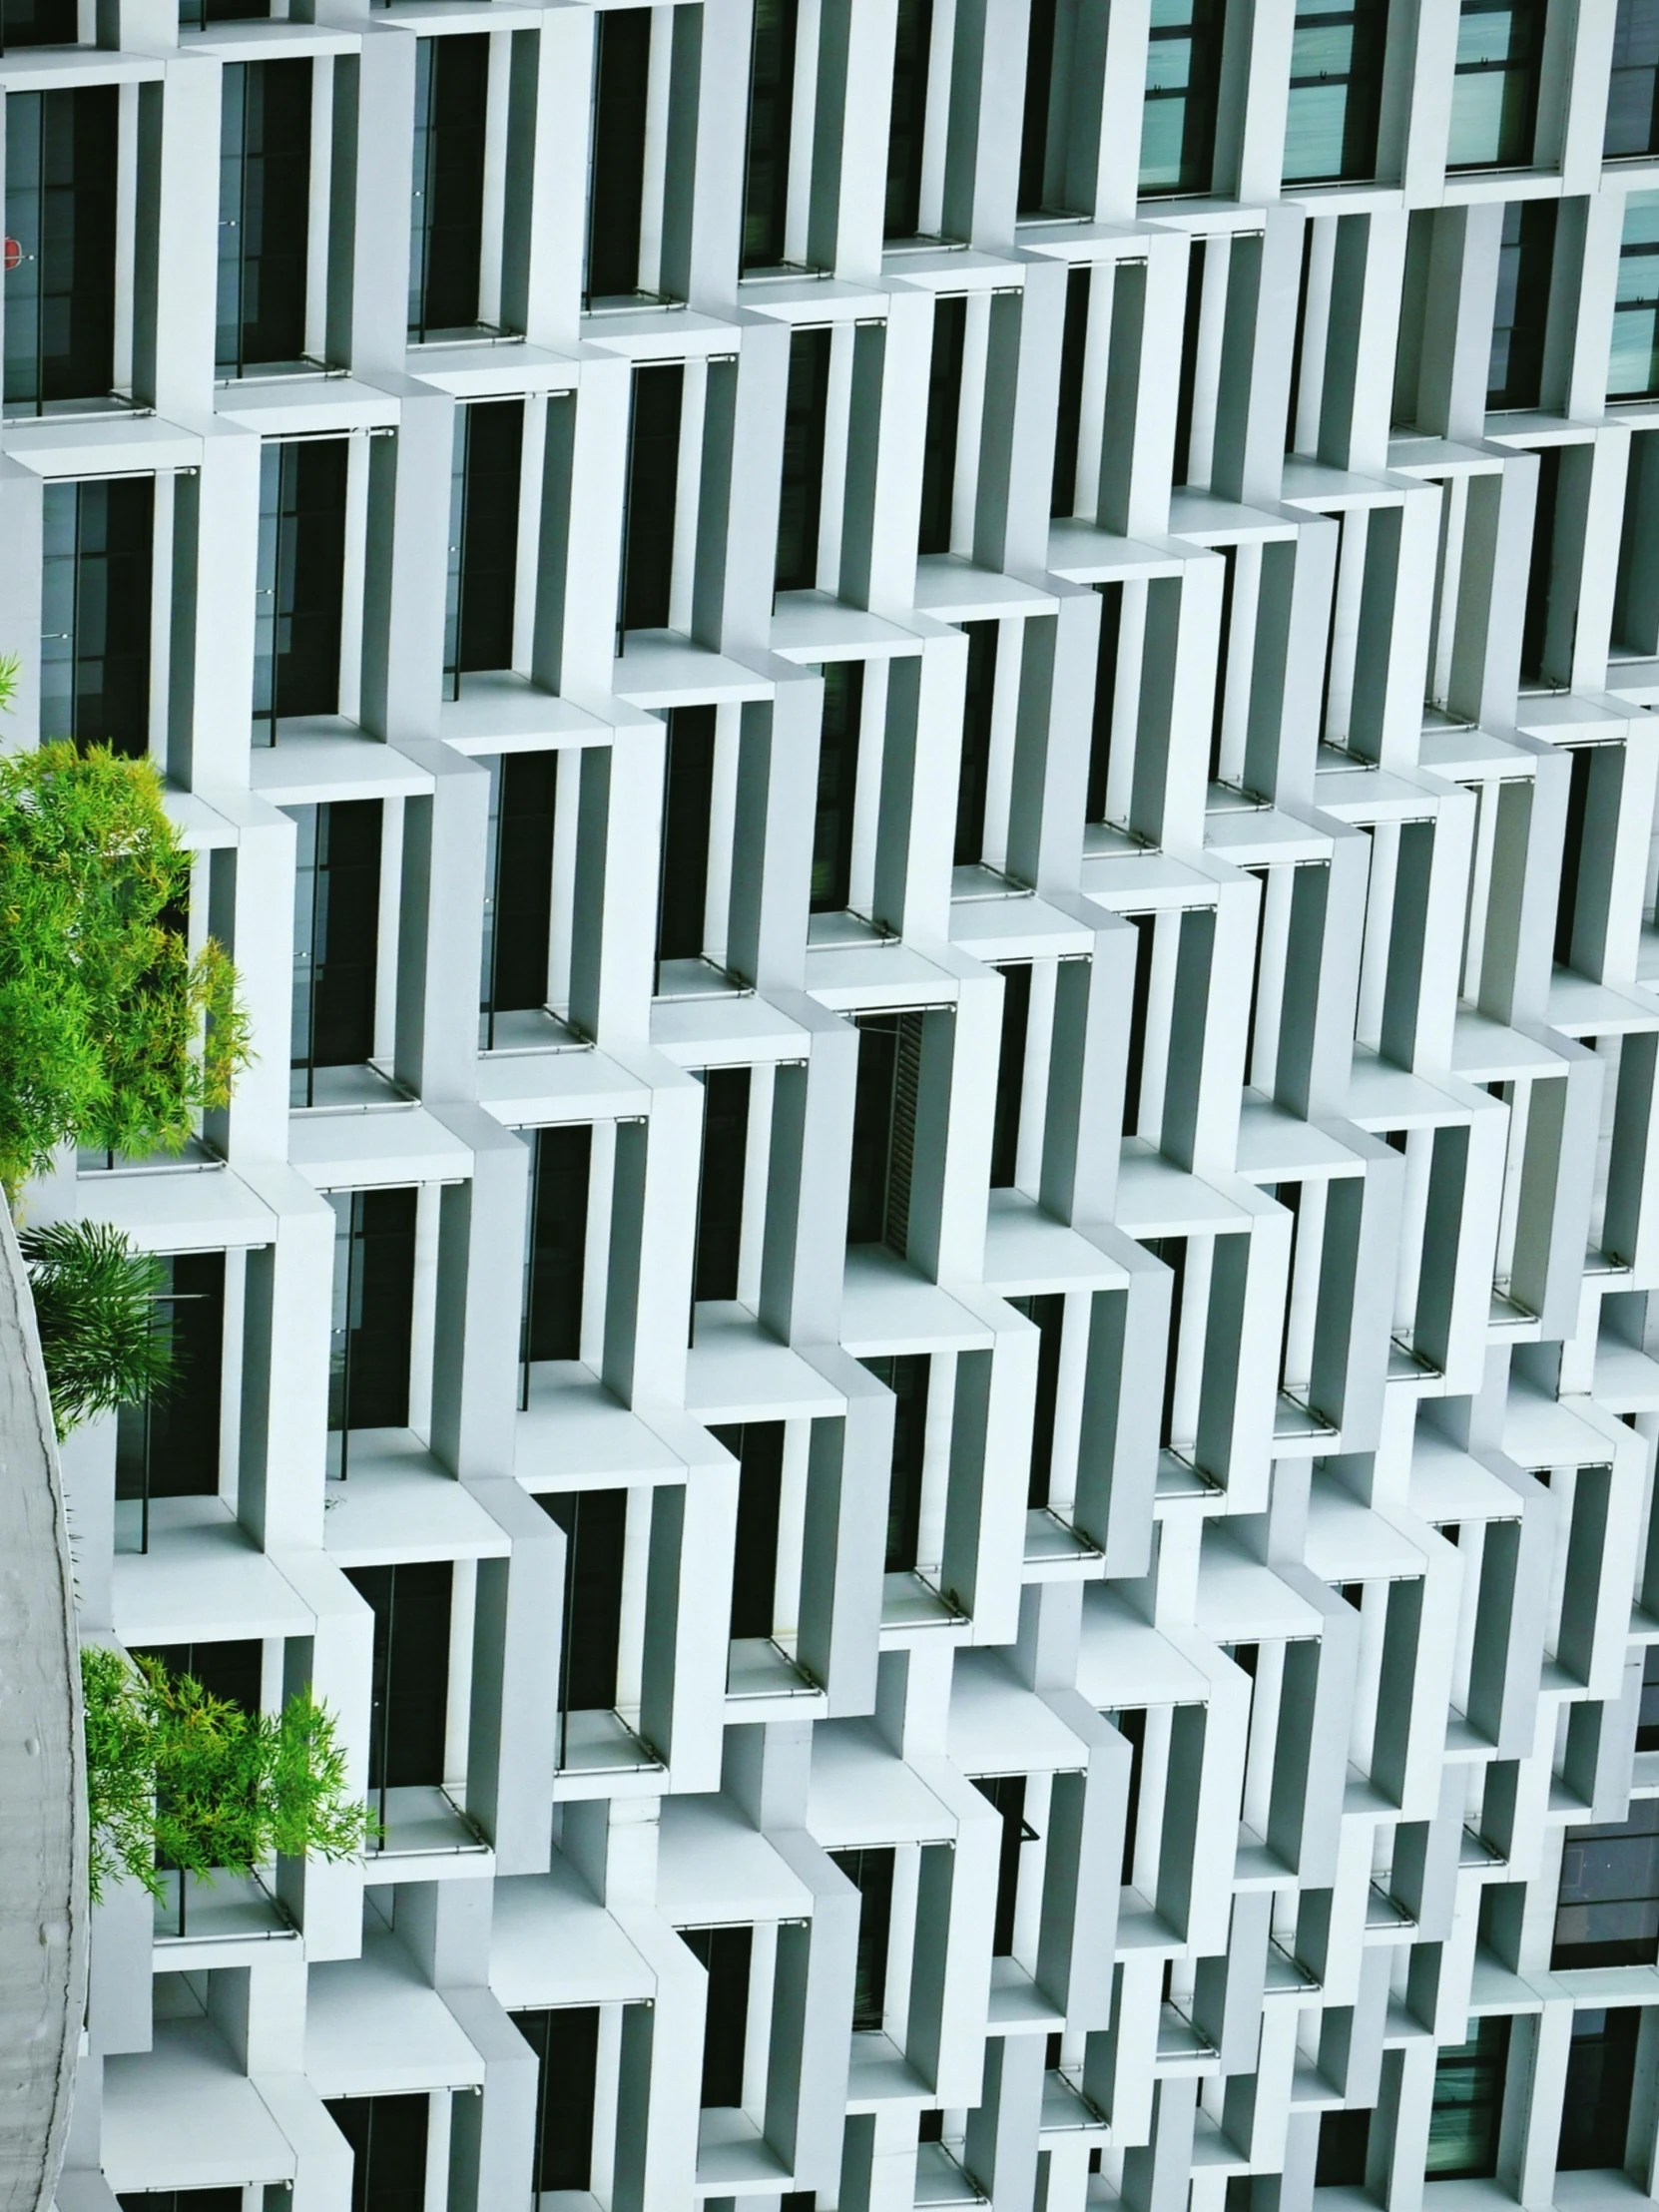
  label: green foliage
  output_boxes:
[0,741,252,1198]
[80,1645,163,1910]
[20,1219,178,1438]
[78,1646,375,1906]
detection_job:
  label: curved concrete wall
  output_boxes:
[0,1209,89,2212]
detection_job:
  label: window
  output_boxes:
[656,704,718,978]
[181,0,269,24]
[41,478,153,757]
[291,801,383,1105]
[542,1488,628,1717]
[1086,583,1124,823]
[1553,745,1595,964]
[1172,242,1207,486]
[884,0,933,240]
[695,1068,751,1305]
[523,1124,592,1365]
[918,297,967,556]
[117,2196,244,2212]
[1111,1707,1146,1881]
[679,1926,752,2107]
[1425,2017,1510,2178]
[587,8,654,304]
[1051,268,1090,518]
[131,1640,262,1714]
[1487,201,1555,408]
[481,749,558,1046]
[217,62,312,378]
[1553,1800,1659,1966]
[409,35,497,341]
[829,1848,895,2028]
[743,0,800,271]
[1316,2109,1373,2186]
[1123,913,1159,1136]
[1147,1235,1186,1445]
[621,363,684,635]
[516,2007,601,2192]
[713,1421,786,1639]
[1606,0,1659,156]
[1447,0,1543,171]
[990,964,1032,1188]
[115,1255,226,1546]
[254,437,349,743]
[1558,2008,1642,2169]
[860,1352,929,1572]
[1018,0,1067,215]
[1140,0,1227,197]
[323,2093,429,2212]
[1520,444,1563,685]
[0,0,77,41]
[1010,1294,1063,1508]
[327,1189,417,1476]
[1637,1644,1659,1748]
[811,661,863,913]
[4,87,119,415]
[954,621,999,867]
[1609,193,1659,400]
[445,399,525,695]
[776,326,831,592]
[1282,0,1387,183]
[343,1561,452,1792]
[848,1012,923,1252]
[973,1776,1032,1954]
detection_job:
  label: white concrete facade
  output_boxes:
[17,0,1659,2208]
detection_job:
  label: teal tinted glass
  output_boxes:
[1285,84,1350,176]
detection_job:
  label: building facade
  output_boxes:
[16,0,1659,2206]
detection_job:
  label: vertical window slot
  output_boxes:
[848,1011,925,1254]
[679,1926,754,2108]
[516,2007,602,2193]
[953,619,999,866]
[1140,0,1226,197]
[621,361,685,637]
[40,476,154,757]
[481,748,558,1044]
[1487,200,1556,410]
[327,1188,418,1476]
[1051,267,1091,518]
[4,87,120,415]
[587,7,653,304]
[714,1419,787,1641]
[883,0,934,240]
[323,2093,430,2212]
[409,34,494,341]
[523,1124,593,1372]
[344,1559,453,1794]
[776,325,831,591]
[811,659,864,912]
[917,296,967,556]
[217,61,312,378]
[1447,0,1544,171]
[861,1352,930,1573]
[989,962,1032,1190]
[656,703,718,978]
[1282,0,1387,184]
[445,398,525,695]
[291,799,383,1106]
[829,1848,896,2029]
[743,0,800,272]
[254,437,348,743]
[543,1486,629,1721]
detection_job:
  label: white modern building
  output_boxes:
[13,0,1659,2204]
